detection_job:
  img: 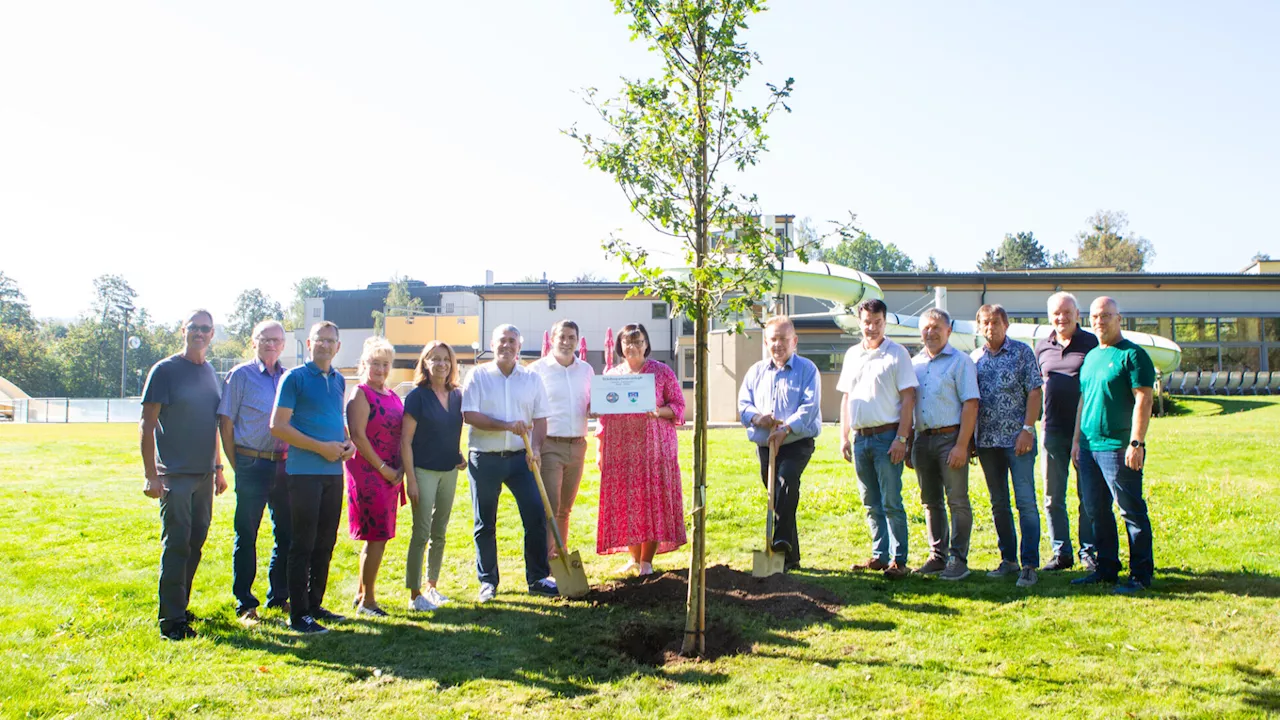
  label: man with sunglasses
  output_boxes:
[271,320,356,634]
[141,309,226,641]
[218,319,291,626]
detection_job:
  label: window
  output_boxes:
[1219,317,1261,342]
[1220,347,1261,372]
[1179,347,1218,372]
[312,307,321,318]
[1130,316,1161,335]
[1008,316,1046,326]
[1264,318,1280,343]
[1270,348,1280,373]
[652,303,669,319]
[446,303,455,314]
[1174,317,1215,343]
[682,348,695,379]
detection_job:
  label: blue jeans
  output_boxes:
[1078,448,1154,583]
[468,450,551,588]
[1043,431,1095,562]
[853,430,908,564]
[231,456,291,613]
[977,445,1041,568]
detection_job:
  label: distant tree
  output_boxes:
[1253,252,1273,262]
[0,324,63,396]
[917,255,940,272]
[518,274,548,283]
[571,271,606,283]
[371,275,425,334]
[228,288,284,342]
[0,271,35,331]
[1074,210,1155,271]
[90,274,138,326]
[287,277,330,331]
[978,231,1070,271]
[817,216,916,272]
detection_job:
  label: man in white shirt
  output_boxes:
[530,319,594,556]
[836,298,919,578]
[461,324,556,601]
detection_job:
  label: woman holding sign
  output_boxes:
[595,323,687,575]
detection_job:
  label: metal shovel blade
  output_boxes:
[752,549,786,578]
[551,550,590,598]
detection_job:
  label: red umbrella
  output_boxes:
[541,330,551,358]
[603,327,614,370]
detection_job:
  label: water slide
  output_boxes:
[757,260,1183,374]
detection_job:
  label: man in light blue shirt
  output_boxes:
[738,316,822,570]
[909,308,980,581]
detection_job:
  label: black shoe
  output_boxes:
[289,616,329,634]
[1114,577,1151,595]
[1041,555,1074,572]
[1070,571,1117,586]
[771,539,793,555]
[1080,553,1098,572]
[160,622,197,641]
[311,607,346,623]
[528,578,559,597]
[265,600,291,614]
[184,610,200,623]
[784,560,802,572]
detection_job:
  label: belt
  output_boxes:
[546,436,586,443]
[236,446,286,462]
[477,449,525,458]
[917,425,960,436]
[854,423,899,437]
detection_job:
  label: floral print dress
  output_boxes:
[345,384,404,542]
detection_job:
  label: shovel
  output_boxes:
[752,442,786,578]
[522,433,590,598]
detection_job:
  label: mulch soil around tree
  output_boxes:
[579,564,845,665]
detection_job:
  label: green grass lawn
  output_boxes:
[2,396,1279,718]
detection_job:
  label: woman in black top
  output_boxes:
[399,341,466,611]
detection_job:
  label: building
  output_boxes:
[302,261,1279,419]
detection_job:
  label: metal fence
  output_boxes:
[5,398,144,424]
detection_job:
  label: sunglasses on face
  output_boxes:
[186,324,214,334]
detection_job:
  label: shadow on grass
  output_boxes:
[206,588,862,696]
[790,565,1280,608]
[1167,395,1273,416]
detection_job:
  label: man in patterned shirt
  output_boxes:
[971,304,1044,588]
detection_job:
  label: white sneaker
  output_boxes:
[409,594,438,612]
[477,582,497,604]
[426,587,451,607]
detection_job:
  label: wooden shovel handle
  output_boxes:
[521,433,571,558]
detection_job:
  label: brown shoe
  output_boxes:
[238,609,260,627]
[914,555,947,575]
[852,557,890,572]
[883,561,909,579]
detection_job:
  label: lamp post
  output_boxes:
[118,303,134,399]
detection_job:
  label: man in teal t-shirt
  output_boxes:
[1071,297,1156,594]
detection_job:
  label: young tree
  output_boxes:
[977,231,1070,271]
[228,288,284,342]
[1074,210,1155,271]
[371,275,425,334]
[570,0,798,655]
[288,277,331,331]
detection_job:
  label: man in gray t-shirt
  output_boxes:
[140,309,225,641]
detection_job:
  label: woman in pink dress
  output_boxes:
[345,337,405,616]
[596,323,687,575]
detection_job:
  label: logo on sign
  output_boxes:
[606,392,619,403]
[627,391,639,403]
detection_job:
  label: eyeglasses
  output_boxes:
[255,336,285,344]
[186,324,214,334]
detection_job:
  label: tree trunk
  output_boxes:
[681,12,710,658]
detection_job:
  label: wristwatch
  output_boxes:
[215,464,224,471]
[1021,424,1035,434]
[895,435,908,444]
[1130,440,1146,449]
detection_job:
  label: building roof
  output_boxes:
[320,282,471,331]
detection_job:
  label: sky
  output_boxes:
[2,1,1278,322]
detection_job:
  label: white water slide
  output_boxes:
[757,260,1182,374]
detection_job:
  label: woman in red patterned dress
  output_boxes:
[596,323,687,576]
[345,337,404,616]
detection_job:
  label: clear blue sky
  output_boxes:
[2,1,1277,321]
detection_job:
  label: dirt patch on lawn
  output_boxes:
[586,564,844,621]
[586,564,845,666]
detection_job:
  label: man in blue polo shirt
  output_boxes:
[271,321,356,634]
[737,315,822,571]
[218,319,291,625]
